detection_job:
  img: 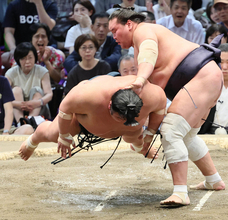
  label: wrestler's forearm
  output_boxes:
[137,62,154,82]
[58,116,72,135]
[147,112,165,132]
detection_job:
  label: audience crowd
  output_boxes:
[1,0,228,135]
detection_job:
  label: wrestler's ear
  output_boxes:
[126,20,133,30]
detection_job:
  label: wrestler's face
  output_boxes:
[221,51,228,82]
[79,40,96,61]
[119,57,138,76]
[109,18,133,49]
[19,51,35,74]
[32,28,48,53]
[214,3,228,23]
[171,0,189,27]
[207,31,227,45]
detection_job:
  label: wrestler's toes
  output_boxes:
[190,180,225,190]
[213,180,225,190]
[160,194,190,206]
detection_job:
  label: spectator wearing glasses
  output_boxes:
[64,34,111,95]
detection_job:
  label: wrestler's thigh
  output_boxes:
[168,62,222,127]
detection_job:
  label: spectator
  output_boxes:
[2,0,58,74]
[0,75,34,135]
[94,0,147,14]
[31,23,65,84]
[214,0,228,33]
[205,23,228,44]
[118,54,137,76]
[206,1,221,25]
[10,23,65,85]
[157,0,205,44]
[0,0,7,46]
[153,0,195,21]
[106,0,147,15]
[64,0,95,54]
[65,34,111,95]
[140,10,156,23]
[64,12,122,73]
[199,43,228,135]
[5,42,53,124]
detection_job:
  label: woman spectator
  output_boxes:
[206,1,220,25]
[5,42,53,124]
[205,23,228,44]
[64,34,111,95]
[64,0,95,54]
[30,23,65,85]
[11,23,65,85]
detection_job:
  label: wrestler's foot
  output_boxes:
[190,180,225,191]
[130,145,158,159]
[19,135,38,161]
[160,192,190,206]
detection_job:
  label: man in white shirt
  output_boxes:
[157,0,205,44]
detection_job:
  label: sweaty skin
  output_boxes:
[19,75,167,160]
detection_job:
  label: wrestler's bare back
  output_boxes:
[61,75,166,138]
[133,23,199,89]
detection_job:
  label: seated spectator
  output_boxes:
[30,23,65,85]
[64,34,111,95]
[1,0,58,74]
[5,42,53,125]
[118,54,137,76]
[206,1,221,25]
[157,0,205,44]
[213,0,228,33]
[95,0,147,14]
[140,10,156,23]
[10,23,66,85]
[106,0,147,15]
[64,12,122,73]
[153,0,195,21]
[64,0,95,54]
[199,43,228,134]
[0,0,7,47]
[205,23,228,44]
[0,75,34,135]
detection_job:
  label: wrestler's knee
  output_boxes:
[184,128,208,162]
[160,113,191,164]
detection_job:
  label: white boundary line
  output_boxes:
[94,190,117,212]
[193,191,214,211]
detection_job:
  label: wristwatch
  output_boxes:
[3,130,9,133]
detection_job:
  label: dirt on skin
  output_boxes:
[0,137,228,220]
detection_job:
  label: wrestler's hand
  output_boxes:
[130,142,158,159]
[57,133,76,158]
[125,76,146,94]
